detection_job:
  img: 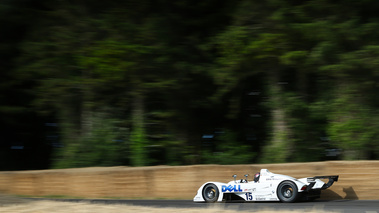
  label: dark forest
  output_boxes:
[1,0,379,170]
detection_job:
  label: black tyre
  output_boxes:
[277,181,299,203]
[202,183,219,203]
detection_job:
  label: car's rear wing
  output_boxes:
[307,175,339,190]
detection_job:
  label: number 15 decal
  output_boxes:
[245,192,253,200]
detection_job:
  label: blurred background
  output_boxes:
[1,0,379,171]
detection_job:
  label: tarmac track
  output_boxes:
[27,199,379,213]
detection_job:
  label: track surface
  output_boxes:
[27,199,379,213]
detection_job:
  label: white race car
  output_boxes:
[193,169,338,203]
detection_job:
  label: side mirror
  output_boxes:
[233,174,237,183]
[244,174,249,183]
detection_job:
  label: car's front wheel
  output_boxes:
[277,181,299,203]
[202,183,219,203]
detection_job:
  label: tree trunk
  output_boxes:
[81,95,93,137]
[130,83,147,166]
[262,69,293,163]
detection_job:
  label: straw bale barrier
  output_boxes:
[0,161,377,200]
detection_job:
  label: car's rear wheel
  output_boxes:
[277,181,298,203]
[202,183,219,203]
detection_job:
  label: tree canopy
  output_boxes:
[1,0,379,170]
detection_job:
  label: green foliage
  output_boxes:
[327,89,379,160]
[280,51,308,66]
[78,39,153,83]
[53,112,128,168]
[260,131,290,164]
[130,124,147,167]
[4,0,379,171]
[202,131,256,165]
[283,94,326,162]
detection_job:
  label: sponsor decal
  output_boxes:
[266,176,280,181]
[222,185,243,192]
[244,188,256,192]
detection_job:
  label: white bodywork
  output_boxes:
[193,169,335,202]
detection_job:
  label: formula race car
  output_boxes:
[193,169,338,203]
